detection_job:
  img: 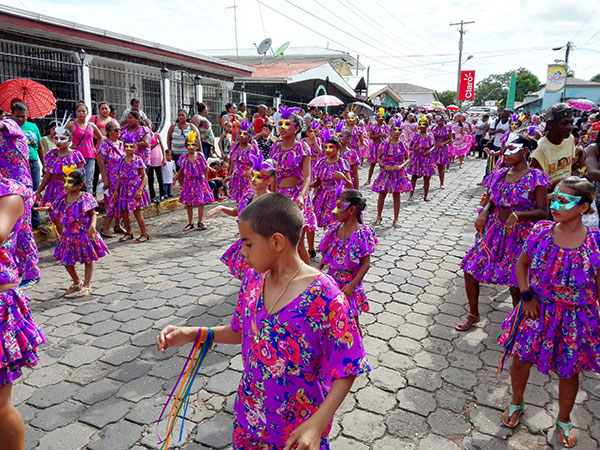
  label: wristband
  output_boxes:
[520,290,534,303]
[511,211,519,222]
[476,206,483,214]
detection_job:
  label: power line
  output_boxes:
[573,2,600,41]
[372,0,437,50]
[256,0,267,37]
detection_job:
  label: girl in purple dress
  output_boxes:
[346,111,366,162]
[497,177,600,448]
[312,129,352,229]
[42,169,108,297]
[35,128,84,206]
[365,108,389,185]
[269,105,317,264]
[0,176,45,449]
[229,120,260,203]
[207,155,275,279]
[157,193,368,449]
[115,140,150,243]
[177,131,214,231]
[119,111,151,165]
[96,121,126,238]
[338,122,361,190]
[372,118,412,227]
[319,189,378,330]
[457,135,550,331]
[430,115,453,189]
[407,116,436,202]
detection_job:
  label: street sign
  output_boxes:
[459,70,475,101]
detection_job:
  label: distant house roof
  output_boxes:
[343,76,367,91]
[368,86,403,103]
[247,62,324,79]
[536,77,600,91]
[384,82,438,94]
[0,4,253,78]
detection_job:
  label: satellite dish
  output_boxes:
[273,41,290,65]
[256,38,272,64]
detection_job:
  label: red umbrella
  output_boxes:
[0,79,56,118]
[446,104,460,111]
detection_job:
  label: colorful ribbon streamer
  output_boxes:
[157,327,214,449]
[496,301,524,374]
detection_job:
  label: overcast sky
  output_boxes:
[7,0,600,91]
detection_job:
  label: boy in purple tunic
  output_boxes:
[157,193,368,449]
[0,118,40,287]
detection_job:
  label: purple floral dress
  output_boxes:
[0,119,39,281]
[270,142,318,231]
[230,141,260,202]
[347,126,365,158]
[431,124,452,165]
[300,137,322,183]
[96,139,125,217]
[52,192,108,265]
[312,158,350,228]
[41,148,85,205]
[116,155,150,212]
[230,269,369,448]
[120,125,151,164]
[497,221,600,378]
[177,153,214,206]
[461,168,550,286]
[372,141,412,193]
[407,133,436,177]
[319,223,378,316]
[367,123,389,163]
[0,178,45,385]
[220,191,254,280]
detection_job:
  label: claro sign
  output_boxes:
[459,70,475,101]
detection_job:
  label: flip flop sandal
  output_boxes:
[135,234,150,243]
[183,223,195,231]
[392,220,401,229]
[75,286,92,298]
[100,231,114,238]
[372,217,382,226]
[455,313,480,331]
[501,404,525,428]
[64,282,83,297]
[119,233,134,242]
[308,250,317,259]
[556,420,577,448]
[197,222,207,230]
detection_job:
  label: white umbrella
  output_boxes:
[350,101,373,115]
[308,95,343,107]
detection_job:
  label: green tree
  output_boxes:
[436,90,456,106]
[592,74,600,83]
[473,68,540,106]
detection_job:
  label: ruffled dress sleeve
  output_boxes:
[44,149,57,173]
[80,192,99,213]
[517,169,551,197]
[339,158,351,172]
[135,155,147,170]
[483,167,507,190]
[318,223,338,258]
[349,225,378,261]
[70,150,85,166]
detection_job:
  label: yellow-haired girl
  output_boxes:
[176,131,215,231]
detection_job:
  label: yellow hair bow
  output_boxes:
[62,164,76,176]
[187,130,197,144]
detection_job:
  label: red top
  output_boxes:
[253,116,265,134]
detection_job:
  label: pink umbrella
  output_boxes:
[567,99,596,111]
[446,104,460,111]
[308,95,343,107]
[422,103,434,111]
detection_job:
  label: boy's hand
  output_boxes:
[156,325,197,353]
[284,417,324,450]
[205,207,222,219]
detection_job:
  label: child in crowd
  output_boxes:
[498,177,600,448]
[219,160,230,197]
[229,120,260,203]
[372,117,412,228]
[37,168,108,297]
[338,125,360,189]
[115,140,150,242]
[365,108,389,185]
[146,120,167,202]
[157,192,368,449]
[207,154,275,279]
[407,116,436,202]
[0,176,45,450]
[218,121,233,159]
[161,150,176,198]
[177,131,214,231]
[319,189,378,331]
[207,161,226,201]
[35,127,84,206]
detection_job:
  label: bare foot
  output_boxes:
[424,197,431,202]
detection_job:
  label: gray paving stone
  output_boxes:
[88,420,144,450]
[126,396,164,425]
[27,382,78,408]
[469,405,512,438]
[60,346,105,367]
[117,375,164,402]
[67,361,113,385]
[100,345,143,366]
[80,398,133,428]
[389,336,422,356]
[356,385,396,413]
[112,307,145,323]
[386,409,429,439]
[520,405,554,433]
[372,436,416,450]
[91,331,131,349]
[413,350,450,370]
[107,360,152,383]
[441,367,478,389]
[24,425,44,450]
[85,319,123,336]
[341,409,386,442]
[205,369,241,396]
[119,316,154,334]
[378,351,415,371]
[29,401,85,431]
[78,310,112,325]
[406,368,443,392]
[37,423,95,450]
[427,409,471,436]
[419,434,460,450]
[463,431,511,450]
[195,413,233,448]
[73,379,121,405]
[369,365,407,392]
[397,387,437,417]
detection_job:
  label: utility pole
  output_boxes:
[450,20,474,106]
[226,0,239,61]
[565,41,572,65]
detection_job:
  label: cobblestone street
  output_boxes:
[16,159,600,450]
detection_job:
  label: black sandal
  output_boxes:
[197,222,207,231]
[183,223,195,231]
[308,250,317,258]
[135,234,150,243]
[119,233,134,242]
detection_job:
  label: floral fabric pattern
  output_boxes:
[96,139,125,217]
[116,155,150,212]
[312,158,350,228]
[407,133,436,177]
[372,141,412,193]
[177,153,215,206]
[41,149,84,205]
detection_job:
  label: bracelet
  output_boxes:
[511,212,519,222]
[520,290,534,303]
[476,206,484,214]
